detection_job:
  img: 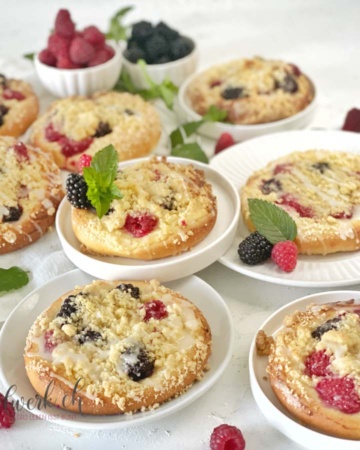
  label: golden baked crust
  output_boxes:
[0,77,39,137]
[0,136,63,254]
[29,91,161,171]
[71,157,217,260]
[266,300,360,439]
[186,57,314,125]
[241,149,360,255]
[24,279,212,415]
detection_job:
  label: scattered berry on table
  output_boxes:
[215,132,235,154]
[238,231,273,265]
[342,108,360,132]
[66,173,92,209]
[210,424,246,450]
[0,393,15,429]
[271,240,298,272]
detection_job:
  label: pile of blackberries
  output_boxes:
[124,20,194,65]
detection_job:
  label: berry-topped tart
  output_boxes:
[0,74,39,137]
[185,57,314,125]
[257,299,360,439]
[24,279,211,414]
[65,147,217,260]
[241,149,360,255]
[0,136,63,254]
[29,91,161,171]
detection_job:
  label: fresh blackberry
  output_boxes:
[145,33,170,63]
[131,21,154,43]
[124,46,146,64]
[155,21,179,41]
[170,36,193,60]
[2,205,23,222]
[123,345,154,381]
[238,232,273,265]
[66,173,91,209]
[117,283,140,299]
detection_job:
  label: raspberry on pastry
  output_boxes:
[0,136,63,254]
[241,149,360,255]
[264,300,360,439]
[69,157,217,260]
[29,91,161,171]
[24,279,212,415]
[0,74,39,137]
[186,57,314,125]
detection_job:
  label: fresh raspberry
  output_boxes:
[56,56,81,69]
[316,376,360,414]
[277,193,314,218]
[45,123,62,142]
[143,300,168,322]
[210,424,246,450]
[54,9,75,38]
[124,212,158,237]
[59,136,93,157]
[271,240,298,272]
[69,37,96,65]
[44,330,58,352]
[273,163,293,175]
[304,350,332,377]
[38,48,57,66]
[2,89,25,101]
[215,133,235,154]
[342,108,360,132]
[48,33,71,58]
[0,393,15,429]
[104,44,115,58]
[83,26,105,48]
[13,142,29,161]
[78,154,92,172]
[87,48,113,67]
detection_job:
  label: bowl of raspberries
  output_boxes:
[34,9,122,97]
[122,20,198,89]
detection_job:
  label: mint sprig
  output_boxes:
[106,6,133,42]
[83,145,123,219]
[248,198,297,244]
[0,267,29,293]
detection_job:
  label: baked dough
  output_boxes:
[186,57,314,124]
[29,91,161,171]
[71,157,217,260]
[241,149,360,255]
[264,300,360,439]
[0,75,39,137]
[0,136,63,254]
[24,279,212,415]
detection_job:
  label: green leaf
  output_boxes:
[106,6,133,42]
[0,267,29,293]
[248,198,297,244]
[203,105,228,122]
[115,70,138,94]
[23,52,35,61]
[171,143,209,163]
[82,145,123,218]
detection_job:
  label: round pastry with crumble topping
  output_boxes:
[29,91,161,171]
[24,279,212,415]
[0,136,63,254]
[0,74,39,137]
[69,157,217,260]
[186,57,314,125]
[264,299,360,439]
[241,149,360,255]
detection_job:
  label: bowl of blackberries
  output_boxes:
[122,20,198,89]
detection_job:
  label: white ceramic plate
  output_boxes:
[0,269,233,430]
[249,290,360,450]
[56,156,239,281]
[210,130,360,287]
[177,69,317,142]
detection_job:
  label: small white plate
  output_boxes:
[210,130,360,287]
[249,290,360,450]
[0,269,233,430]
[177,70,317,142]
[56,156,239,281]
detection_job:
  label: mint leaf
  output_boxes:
[83,145,123,218]
[115,70,138,94]
[23,52,35,61]
[0,267,29,293]
[106,6,133,42]
[203,105,228,122]
[171,143,209,163]
[248,199,297,244]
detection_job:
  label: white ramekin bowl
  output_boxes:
[34,41,122,98]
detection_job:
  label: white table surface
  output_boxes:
[1,0,360,449]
